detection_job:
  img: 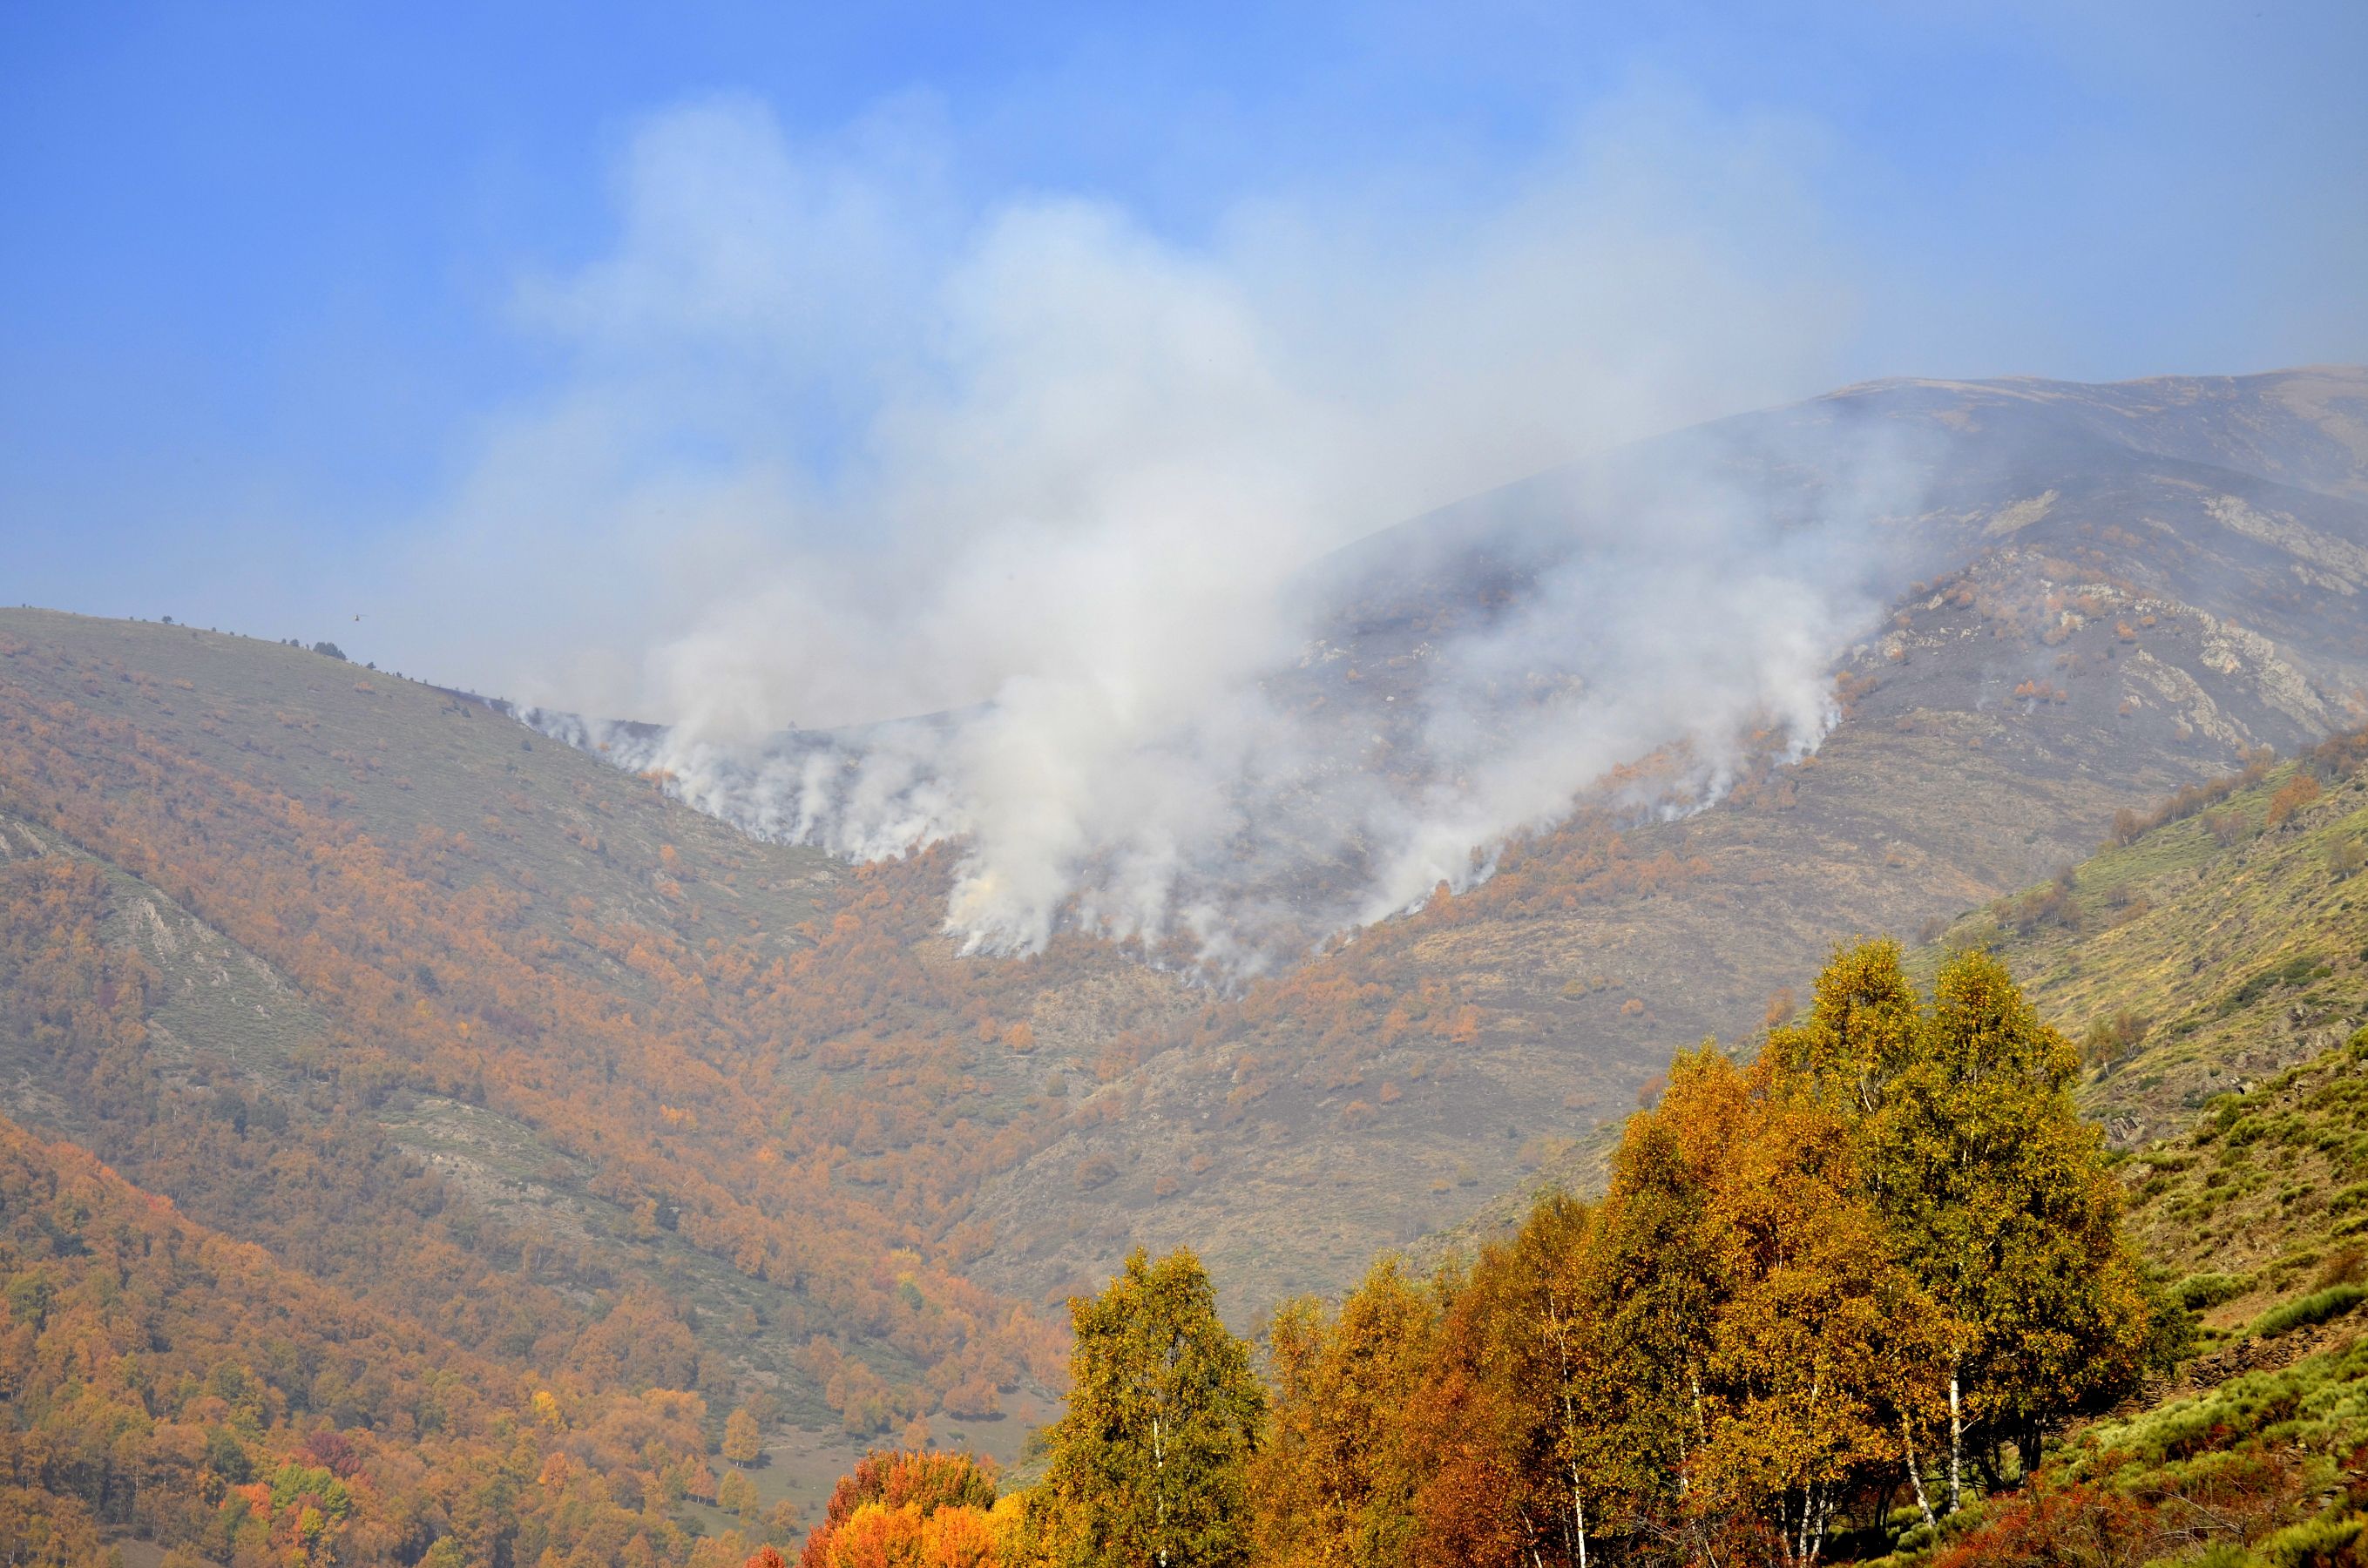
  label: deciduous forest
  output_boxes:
[757,942,2195,1568]
[6,637,2368,1565]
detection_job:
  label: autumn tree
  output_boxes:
[724,1406,763,1465]
[1288,945,2156,1564]
[1769,941,2157,1510]
[1026,1248,1265,1568]
[1580,1044,1736,1525]
[1252,1256,1438,1567]
[1688,1056,1948,1561]
[798,1449,1001,1568]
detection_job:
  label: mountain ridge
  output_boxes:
[4,363,2366,1555]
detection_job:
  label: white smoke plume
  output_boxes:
[432,88,1925,964]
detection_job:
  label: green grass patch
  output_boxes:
[2254,1284,2368,1339]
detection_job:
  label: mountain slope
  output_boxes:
[1929,732,2368,1150]
[0,1108,754,1566]
[0,610,1197,1505]
[7,367,2364,1484]
[943,368,2368,1314]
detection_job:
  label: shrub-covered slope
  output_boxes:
[1926,734,2368,1153]
[0,1111,787,1567]
[0,609,1176,1507]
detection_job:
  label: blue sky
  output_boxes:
[3,1,2364,701]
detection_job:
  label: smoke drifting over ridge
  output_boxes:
[451,91,1925,965]
[524,422,1933,966]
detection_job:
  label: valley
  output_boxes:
[3,366,2366,1565]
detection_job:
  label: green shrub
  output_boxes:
[2174,1272,2252,1311]
[2260,1512,2365,1566]
[2255,1283,2368,1339]
[2221,956,2331,1016]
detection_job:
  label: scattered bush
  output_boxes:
[2267,773,2324,828]
[2084,1009,2150,1069]
[2174,1273,2253,1312]
[2318,1247,2368,1292]
[2254,1283,2368,1340]
[2220,956,2331,1016]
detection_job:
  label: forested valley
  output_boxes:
[5,369,2368,1567]
[9,707,2368,1565]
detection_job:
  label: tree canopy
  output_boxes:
[1022,1247,1266,1568]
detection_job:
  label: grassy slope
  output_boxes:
[1911,749,2368,1322]
[1927,760,2368,1150]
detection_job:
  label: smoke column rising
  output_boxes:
[447,89,1918,964]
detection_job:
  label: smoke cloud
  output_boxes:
[436,87,1922,964]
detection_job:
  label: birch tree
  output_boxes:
[1251,1256,1438,1568]
[1031,1247,1265,1568]
[1689,1071,1948,1565]
[1864,949,2154,1494]
[1770,942,2155,1507]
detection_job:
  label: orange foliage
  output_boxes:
[2266,771,2322,827]
[799,1450,1001,1568]
[0,666,1069,1421]
[0,1114,714,1565]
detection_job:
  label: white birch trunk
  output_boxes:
[1903,1421,1939,1533]
[1947,1369,1963,1515]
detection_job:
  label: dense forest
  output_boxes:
[0,1111,790,1567]
[0,622,1095,1437]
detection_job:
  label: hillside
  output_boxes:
[1925,727,2368,1336]
[908,368,2368,1314]
[1898,733,2368,1564]
[1934,736,2367,1144]
[0,610,1192,1516]
[1414,732,2368,1551]
[1442,726,2368,1243]
[921,732,2368,1568]
[0,1108,762,1566]
[5,368,2365,1553]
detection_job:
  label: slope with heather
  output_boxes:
[1926,735,2368,1153]
[0,609,1195,1504]
[1918,727,2368,1338]
[0,1107,788,1567]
